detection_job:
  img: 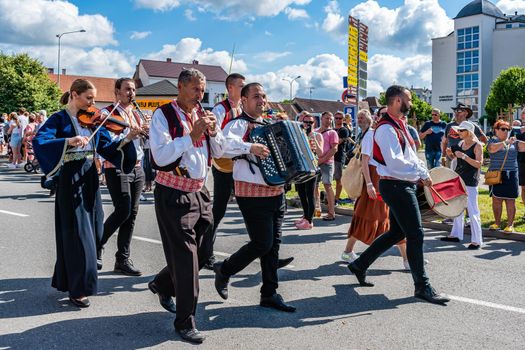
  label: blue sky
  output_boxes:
[0,0,524,101]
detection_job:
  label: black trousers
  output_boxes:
[100,166,145,261]
[211,167,234,231]
[152,185,213,330]
[221,194,285,297]
[296,177,317,223]
[353,179,429,289]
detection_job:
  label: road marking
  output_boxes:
[0,209,29,217]
[133,235,295,269]
[448,295,525,314]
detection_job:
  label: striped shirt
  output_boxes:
[488,137,518,172]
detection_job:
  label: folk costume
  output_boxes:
[149,100,224,331]
[217,112,289,302]
[32,109,136,299]
[205,99,242,262]
[99,104,145,272]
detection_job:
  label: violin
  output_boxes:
[77,105,129,135]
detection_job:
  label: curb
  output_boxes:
[287,198,525,242]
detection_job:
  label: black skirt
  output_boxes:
[52,158,103,298]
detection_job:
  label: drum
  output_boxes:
[417,167,468,221]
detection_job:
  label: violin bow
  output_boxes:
[85,101,121,144]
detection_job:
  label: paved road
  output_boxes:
[1,165,525,349]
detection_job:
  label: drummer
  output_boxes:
[347,85,450,305]
[441,121,483,249]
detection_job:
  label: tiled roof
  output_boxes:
[139,59,228,82]
[48,73,116,103]
[136,79,178,96]
[293,97,346,114]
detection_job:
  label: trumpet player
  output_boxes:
[97,78,146,276]
[148,68,223,344]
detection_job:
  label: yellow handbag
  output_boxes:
[484,145,509,186]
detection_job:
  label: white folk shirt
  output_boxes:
[222,115,267,185]
[102,105,144,161]
[211,99,242,129]
[150,102,224,180]
[374,122,429,182]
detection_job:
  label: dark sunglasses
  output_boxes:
[303,121,314,125]
[431,113,439,116]
[335,117,343,120]
[498,128,510,132]
[458,129,468,132]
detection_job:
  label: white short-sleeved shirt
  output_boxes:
[360,129,378,167]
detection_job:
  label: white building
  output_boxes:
[432,0,525,119]
[133,58,228,109]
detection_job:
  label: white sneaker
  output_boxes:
[15,163,24,168]
[341,251,358,263]
[7,163,16,169]
[139,194,146,201]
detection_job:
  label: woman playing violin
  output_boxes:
[32,78,139,308]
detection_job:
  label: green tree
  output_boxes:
[0,52,61,113]
[485,66,525,124]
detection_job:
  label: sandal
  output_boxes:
[322,215,335,221]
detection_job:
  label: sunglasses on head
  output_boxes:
[303,121,314,125]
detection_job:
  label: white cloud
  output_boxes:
[0,43,135,78]
[130,31,151,40]
[284,7,309,20]
[264,30,273,36]
[322,0,453,54]
[367,53,432,96]
[254,51,291,62]
[134,0,181,11]
[322,1,345,35]
[146,37,248,73]
[134,0,311,19]
[185,9,197,21]
[0,0,116,47]
[496,0,525,14]
[246,53,347,101]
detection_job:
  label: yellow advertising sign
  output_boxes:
[348,36,358,47]
[347,76,358,87]
[349,27,358,37]
[349,46,358,56]
[359,51,368,62]
[134,99,173,110]
[348,56,358,67]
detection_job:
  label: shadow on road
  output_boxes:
[201,283,416,332]
[0,312,172,350]
[0,275,151,320]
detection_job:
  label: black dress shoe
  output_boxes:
[467,244,481,250]
[176,327,206,344]
[114,259,142,276]
[347,262,374,287]
[148,281,176,313]
[440,236,460,242]
[96,248,103,271]
[414,285,450,305]
[278,257,294,269]
[213,262,229,300]
[203,255,217,270]
[260,293,296,312]
[69,296,90,308]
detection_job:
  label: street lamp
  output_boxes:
[56,29,86,87]
[282,75,301,101]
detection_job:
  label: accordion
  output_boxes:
[249,120,318,186]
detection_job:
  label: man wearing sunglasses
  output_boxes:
[441,102,487,169]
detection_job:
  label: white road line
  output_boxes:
[448,295,525,314]
[0,209,29,217]
[133,235,295,269]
